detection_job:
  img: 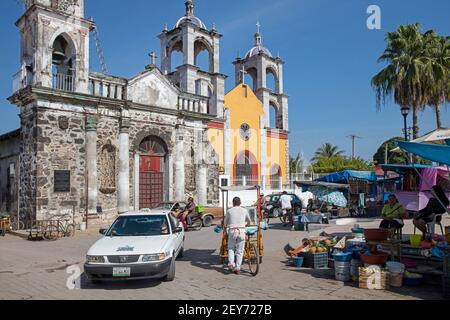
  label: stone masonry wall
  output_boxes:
[19,105,38,223]
[35,108,86,225]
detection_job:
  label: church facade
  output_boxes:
[2,0,290,225]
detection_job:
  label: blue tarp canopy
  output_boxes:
[397,141,450,166]
[315,170,377,183]
[379,164,435,171]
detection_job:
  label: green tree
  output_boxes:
[372,24,428,139]
[422,32,450,129]
[373,137,408,165]
[312,143,345,162]
[312,156,373,174]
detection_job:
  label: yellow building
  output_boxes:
[208,84,289,188]
[208,25,290,188]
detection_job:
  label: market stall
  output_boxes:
[379,164,450,213]
[294,181,349,222]
[315,170,381,217]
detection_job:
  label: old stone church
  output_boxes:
[0,0,290,225]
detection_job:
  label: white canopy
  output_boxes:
[391,127,450,153]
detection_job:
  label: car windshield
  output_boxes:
[106,215,170,237]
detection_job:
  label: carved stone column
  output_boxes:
[118,118,130,213]
[86,116,98,215]
[174,127,185,201]
[196,130,207,206]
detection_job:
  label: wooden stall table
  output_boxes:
[366,239,402,262]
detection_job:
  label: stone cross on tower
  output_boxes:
[149,52,157,65]
[240,66,248,85]
[255,21,262,47]
[185,0,194,17]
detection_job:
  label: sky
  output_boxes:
[0,0,449,163]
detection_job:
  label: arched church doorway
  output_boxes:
[234,151,258,186]
[139,136,168,209]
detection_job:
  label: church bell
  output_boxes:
[52,40,67,64]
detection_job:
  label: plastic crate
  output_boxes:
[303,252,328,269]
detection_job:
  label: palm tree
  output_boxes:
[422,33,450,129]
[312,143,345,162]
[372,24,428,139]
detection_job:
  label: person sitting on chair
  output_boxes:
[379,194,405,238]
[413,185,449,239]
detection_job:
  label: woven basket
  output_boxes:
[359,267,390,290]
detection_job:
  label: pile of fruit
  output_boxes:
[302,239,337,254]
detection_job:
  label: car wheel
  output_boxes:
[202,215,214,228]
[163,256,176,282]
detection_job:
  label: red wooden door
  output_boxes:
[140,156,164,209]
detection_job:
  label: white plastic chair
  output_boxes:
[414,213,445,236]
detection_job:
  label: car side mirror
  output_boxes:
[99,228,107,235]
[174,227,183,233]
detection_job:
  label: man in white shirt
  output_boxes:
[280,191,294,227]
[224,197,251,275]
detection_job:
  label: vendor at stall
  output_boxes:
[413,185,449,239]
[379,194,405,237]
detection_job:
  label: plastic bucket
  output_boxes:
[335,271,351,282]
[293,257,304,268]
[334,252,353,262]
[386,262,405,275]
[409,235,422,247]
[390,273,404,288]
[350,259,361,277]
[334,261,351,268]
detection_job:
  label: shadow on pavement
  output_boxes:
[182,249,258,278]
[80,272,162,290]
[285,265,444,300]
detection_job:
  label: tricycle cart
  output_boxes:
[219,186,264,276]
[0,215,12,237]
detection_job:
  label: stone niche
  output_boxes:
[98,143,116,194]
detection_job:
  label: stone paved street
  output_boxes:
[0,218,446,300]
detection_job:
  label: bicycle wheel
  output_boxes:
[43,222,58,241]
[12,220,25,231]
[246,243,260,277]
[63,224,75,237]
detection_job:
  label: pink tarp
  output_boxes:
[420,167,449,191]
[395,191,450,212]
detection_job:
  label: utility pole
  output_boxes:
[347,134,361,160]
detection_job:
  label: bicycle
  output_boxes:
[244,232,260,276]
[278,208,294,226]
[43,215,75,240]
[11,215,25,231]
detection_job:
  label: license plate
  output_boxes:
[113,267,131,277]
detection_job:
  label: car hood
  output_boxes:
[87,235,170,256]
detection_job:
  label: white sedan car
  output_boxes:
[84,211,185,283]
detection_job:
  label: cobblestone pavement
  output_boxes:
[0,218,446,300]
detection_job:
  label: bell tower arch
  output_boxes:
[233,23,289,131]
[158,0,225,117]
[14,0,93,94]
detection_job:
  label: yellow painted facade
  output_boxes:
[208,84,288,186]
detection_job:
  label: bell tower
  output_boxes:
[158,0,225,117]
[233,23,289,131]
[14,0,93,94]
